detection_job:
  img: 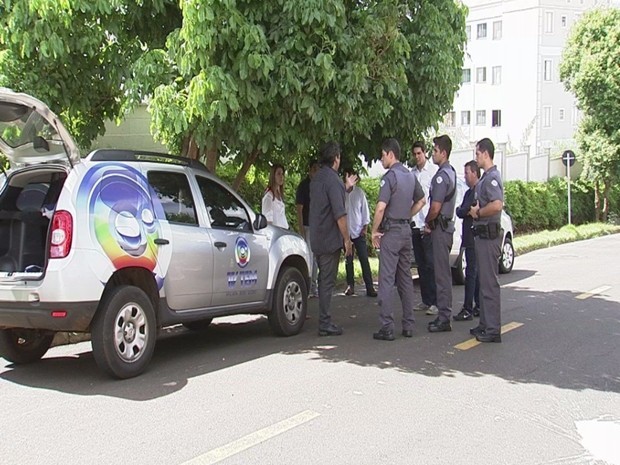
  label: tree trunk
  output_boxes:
[204,139,218,173]
[233,150,261,191]
[594,180,601,222]
[602,178,611,223]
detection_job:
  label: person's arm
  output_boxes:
[470,199,503,219]
[337,215,353,256]
[262,192,274,224]
[456,189,473,219]
[411,197,426,218]
[371,201,387,249]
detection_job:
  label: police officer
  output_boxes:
[371,138,426,341]
[469,138,504,343]
[425,135,457,333]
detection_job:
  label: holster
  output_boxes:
[473,223,501,239]
[379,218,390,233]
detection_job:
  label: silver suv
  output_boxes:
[0,89,311,378]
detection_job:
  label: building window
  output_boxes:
[466,25,471,41]
[493,21,502,40]
[572,107,581,125]
[476,67,487,83]
[545,12,554,33]
[461,111,471,126]
[543,106,552,127]
[492,66,502,85]
[559,108,565,121]
[477,23,487,39]
[561,15,567,27]
[492,110,502,127]
[544,60,552,81]
[444,111,456,127]
[462,68,471,84]
[476,110,486,126]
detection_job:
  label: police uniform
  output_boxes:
[473,165,504,336]
[428,162,457,324]
[377,163,425,333]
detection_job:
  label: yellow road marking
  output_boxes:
[182,410,320,465]
[455,321,524,350]
[576,285,611,300]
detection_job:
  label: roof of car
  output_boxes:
[87,149,210,173]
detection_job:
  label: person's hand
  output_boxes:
[345,173,358,190]
[423,224,432,235]
[469,202,480,220]
[371,231,383,249]
[344,239,353,257]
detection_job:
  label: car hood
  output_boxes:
[0,88,80,168]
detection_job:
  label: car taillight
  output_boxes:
[49,210,73,259]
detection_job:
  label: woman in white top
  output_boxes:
[261,164,289,229]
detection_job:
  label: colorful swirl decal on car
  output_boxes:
[235,236,250,268]
[76,163,172,289]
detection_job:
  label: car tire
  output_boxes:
[91,286,157,379]
[451,249,466,285]
[183,319,213,331]
[0,328,54,364]
[499,237,515,274]
[268,267,307,336]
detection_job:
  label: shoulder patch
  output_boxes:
[491,180,498,187]
[436,177,443,184]
[380,179,385,187]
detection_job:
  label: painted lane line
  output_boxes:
[455,321,524,351]
[576,285,611,300]
[182,410,320,465]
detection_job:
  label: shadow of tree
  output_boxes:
[1,268,618,400]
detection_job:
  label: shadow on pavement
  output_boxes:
[1,268,618,400]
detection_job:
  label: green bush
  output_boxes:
[504,177,596,233]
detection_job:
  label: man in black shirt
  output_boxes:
[309,142,353,336]
[296,159,319,296]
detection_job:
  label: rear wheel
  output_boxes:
[499,237,515,274]
[269,267,307,336]
[0,328,54,364]
[91,286,156,379]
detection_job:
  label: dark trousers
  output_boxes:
[345,235,374,292]
[411,229,436,306]
[463,245,480,311]
[316,250,341,329]
[475,235,502,335]
[378,225,415,332]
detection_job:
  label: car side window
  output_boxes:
[196,176,251,231]
[147,171,198,225]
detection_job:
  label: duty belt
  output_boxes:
[385,218,409,224]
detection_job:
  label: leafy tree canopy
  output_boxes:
[560,8,620,220]
[1,0,467,187]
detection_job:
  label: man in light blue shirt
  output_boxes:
[344,172,377,297]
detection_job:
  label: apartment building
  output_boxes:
[443,0,613,181]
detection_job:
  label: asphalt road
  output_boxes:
[1,235,619,465]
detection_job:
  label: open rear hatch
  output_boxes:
[0,89,78,276]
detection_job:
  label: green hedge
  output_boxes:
[502,177,620,233]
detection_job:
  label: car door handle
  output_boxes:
[154,238,169,245]
[214,241,227,248]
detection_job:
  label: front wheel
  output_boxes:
[91,286,157,379]
[268,267,307,336]
[499,237,515,274]
[0,328,54,364]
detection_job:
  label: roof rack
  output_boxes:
[88,149,210,172]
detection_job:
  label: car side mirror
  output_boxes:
[253,213,268,230]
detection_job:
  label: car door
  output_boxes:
[147,169,214,310]
[195,175,269,307]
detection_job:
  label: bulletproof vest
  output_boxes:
[431,163,457,219]
[384,164,416,220]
